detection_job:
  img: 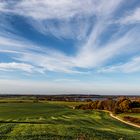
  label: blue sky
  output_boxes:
[0,0,140,95]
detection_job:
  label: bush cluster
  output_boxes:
[75,97,140,114]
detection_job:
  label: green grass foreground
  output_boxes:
[0,102,139,140]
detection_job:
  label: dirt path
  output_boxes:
[109,112,140,129]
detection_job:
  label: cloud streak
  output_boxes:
[98,57,140,73]
[0,62,35,73]
[1,1,140,95]
[0,0,140,75]
[119,7,140,24]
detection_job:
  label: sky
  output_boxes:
[0,0,140,95]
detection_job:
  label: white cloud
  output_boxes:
[1,0,140,95]
[10,28,138,74]
[20,0,123,40]
[0,18,139,74]
[0,62,35,73]
[14,0,95,20]
[0,0,124,40]
[98,57,140,73]
[29,18,92,40]
[16,52,79,74]
[0,2,7,12]
[74,27,139,68]
[0,0,94,40]
[0,0,124,19]
[119,7,140,24]
[1,0,140,75]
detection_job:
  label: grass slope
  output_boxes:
[118,113,140,118]
[0,102,139,140]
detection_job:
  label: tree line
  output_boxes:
[75,97,140,114]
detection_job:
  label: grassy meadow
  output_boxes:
[0,102,139,140]
[117,113,140,118]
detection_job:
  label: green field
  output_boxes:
[117,113,140,118]
[0,102,139,140]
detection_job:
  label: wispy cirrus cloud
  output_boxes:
[0,0,140,76]
[1,1,140,95]
[0,0,95,40]
[0,62,36,73]
[98,57,140,73]
[0,0,124,40]
[119,7,140,24]
[1,26,139,74]
[1,0,120,20]
[17,0,123,40]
